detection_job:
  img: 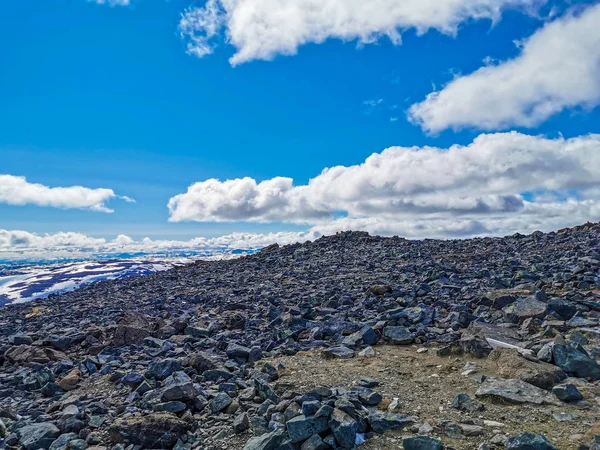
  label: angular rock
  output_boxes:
[552,344,600,380]
[475,378,557,405]
[329,408,357,449]
[243,429,287,450]
[146,359,182,380]
[503,297,548,323]
[402,436,444,450]
[505,432,558,450]
[112,325,150,346]
[368,410,413,433]
[552,383,583,402]
[108,413,190,448]
[383,326,415,345]
[488,349,566,389]
[322,346,354,359]
[210,392,233,413]
[16,422,61,450]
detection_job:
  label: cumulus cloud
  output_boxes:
[0,175,133,213]
[408,3,600,132]
[0,229,316,260]
[168,132,600,237]
[178,0,544,65]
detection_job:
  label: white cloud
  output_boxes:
[0,229,316,260]
[179,0,544,65]
[91,0,130,6]
[408,3,600,132]
[168,132,600,237]
[0,175,133,213]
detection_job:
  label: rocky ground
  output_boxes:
[0,223,600,450]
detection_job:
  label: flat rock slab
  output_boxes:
[476,378,558,405]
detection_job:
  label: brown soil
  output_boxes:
[264,345,600,449]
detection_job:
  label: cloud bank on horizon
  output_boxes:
[0,229,315,261]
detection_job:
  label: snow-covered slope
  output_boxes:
[0,251,254,306]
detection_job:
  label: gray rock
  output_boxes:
[210,392,233,413]
[505,432,558,450]
[475,378,557,405]
[503,297,548,323]
[16,422,61,450]
[329,408,357,449]
[153,401,187,413]
[368,410,413,433]
[383,326,415,345]
[300,434,329,450]
[243,429,287,450]
[233,412,250,433]
[48,433,79,450]
[552,344,600,380]
[226,343,251,359]
[450,393,485,412]
[286,415,328,443]
[162,371,198,402]
[108,413,190,448]
[146,359,181,380]
[402,436,444,450]
[9,333,33,345]
[341,326,379,348]
[322,346,354,359]
[552,383,583,402]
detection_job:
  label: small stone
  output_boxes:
[358,346,375,357]
[233,412,250,433]
[402,435,443,450]
[322,346,354,359]
[210,392,233,413]
[388,398,402,412]
[552,383,583,402]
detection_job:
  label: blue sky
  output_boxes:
[1,0,600,259]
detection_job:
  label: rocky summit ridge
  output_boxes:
[1,223,600,450]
